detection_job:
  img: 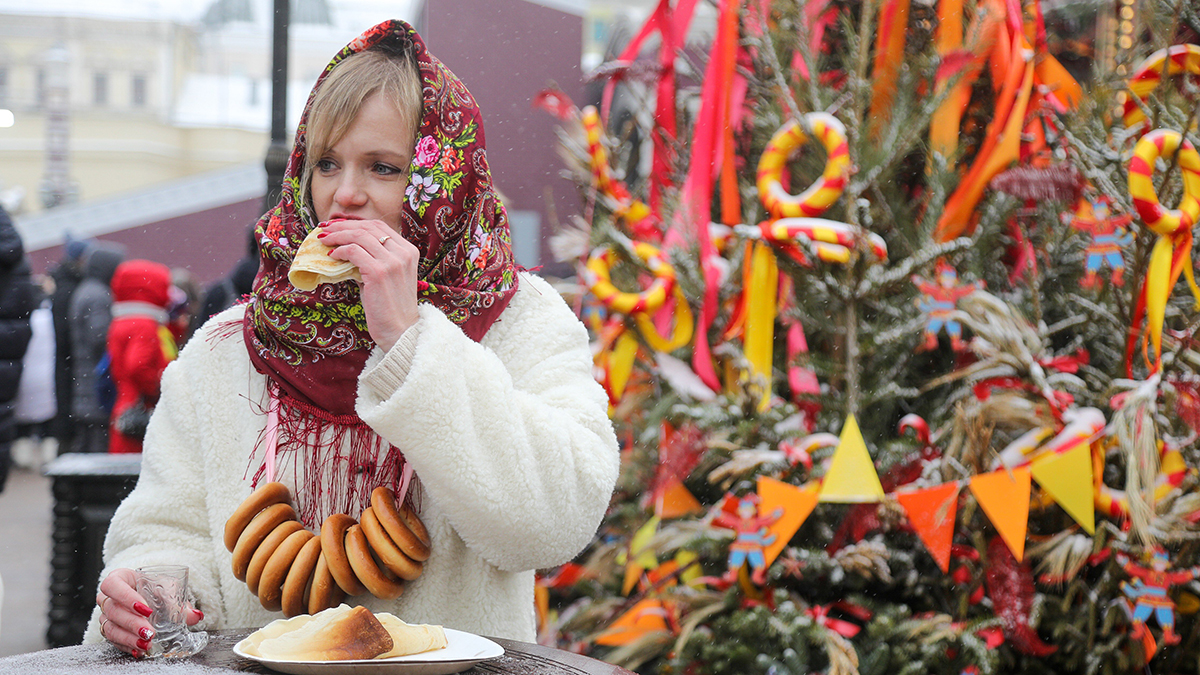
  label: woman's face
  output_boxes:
[310,94,415,232]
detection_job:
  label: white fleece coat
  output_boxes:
[83,273,619,644]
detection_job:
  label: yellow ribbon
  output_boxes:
[743,242,779,411]
[1143,231,1200,370]
[632,286,695,353]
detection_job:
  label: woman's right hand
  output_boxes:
[96,568,204,657]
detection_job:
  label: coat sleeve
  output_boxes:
[355,274,619,573]
[82,353,222,643]
[74,292,112,362]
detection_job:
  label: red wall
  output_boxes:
[420,0,586,276]
[30,197,265,287]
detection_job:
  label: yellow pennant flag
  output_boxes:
[969,466,1031,561]
[620,516,660,595]
[744,242,779,411]
[1030,443,1095,534]
[819,415,886,503]
[757,476,820,568]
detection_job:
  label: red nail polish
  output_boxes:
[139,627,154,640]
[131,649,142,659]
[317,232,326,239]
[137,638,151,651]
[195,610,204,621]
[134,602,153,617]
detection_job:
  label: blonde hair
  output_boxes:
[299,48,423,212]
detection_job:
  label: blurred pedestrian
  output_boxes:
[168,267,200,347]
[106,260,176,454]
[0,204,35,491]
[12,281,58,469]
[189,224,258,336]
[49,236,91,452]
[68,242,125,454]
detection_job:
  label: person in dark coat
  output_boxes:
[0,205,35,491]
[188,224,259,336]
[49,237,91,450]
[68,242,125,453]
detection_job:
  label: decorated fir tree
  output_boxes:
[533,0,1200,673]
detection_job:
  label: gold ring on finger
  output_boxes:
[100,616,109,638]
[379,235,391,246]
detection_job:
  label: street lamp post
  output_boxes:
[40,44,76,210]
[263,0,290,213]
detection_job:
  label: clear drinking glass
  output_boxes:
[134,565,209,658]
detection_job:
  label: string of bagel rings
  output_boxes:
[224,482,430,617]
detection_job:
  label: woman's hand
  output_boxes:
[318,219,420,352]
[96,568,203,658]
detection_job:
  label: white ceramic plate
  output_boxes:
[233,628,504,675]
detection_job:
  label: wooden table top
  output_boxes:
[0,628,635,675]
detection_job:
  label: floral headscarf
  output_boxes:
[240,20,518,525]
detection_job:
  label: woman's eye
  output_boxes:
[316,158,336,173]
[374,163,402,176]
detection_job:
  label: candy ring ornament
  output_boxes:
[1093,439,1188,519]
[1122,44,1200,130]
[581,106,652,228]
[1128,129,1200,236]
[583,243,676,315]
[756,112,851,220]
[631,285,694,352]
[759,217,888,264]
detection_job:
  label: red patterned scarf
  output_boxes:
[241,20,518,526]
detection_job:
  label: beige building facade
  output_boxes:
[0,12,272,215]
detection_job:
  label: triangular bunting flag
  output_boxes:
[620,516,660,595]
[969,466,1032,561]
[895,482,960,572]
[593,599,671,646]
[757,476,820,568]
[655,477,704,519]
[819,415,886,503]
[1031,444,1095,534]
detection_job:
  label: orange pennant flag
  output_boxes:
[819,415,886,503]
[656,477,704,519]
[594,599,672,646]
[895,483,960,572]
[1030,443,1095,534]
[757,476,820,568]
[969,466,1032,561]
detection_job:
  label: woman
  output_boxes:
[105,260,176,454]
[88,20,619,657]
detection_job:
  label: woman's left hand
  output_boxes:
[318,219,420,351]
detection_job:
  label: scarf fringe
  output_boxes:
[248,383,419,529]
[208,316,248,346]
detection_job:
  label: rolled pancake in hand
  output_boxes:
[288,227,362,291]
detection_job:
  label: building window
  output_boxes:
[93,72,107,106]
[132,74,146,107]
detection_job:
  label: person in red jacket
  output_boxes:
[106,260,176,454]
